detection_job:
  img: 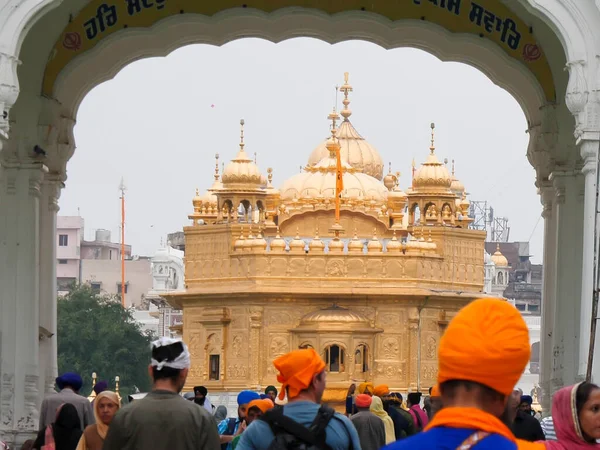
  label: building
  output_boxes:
[166,75,487,407]
[56,216,85,293]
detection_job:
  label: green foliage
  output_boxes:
[57,284,154,400]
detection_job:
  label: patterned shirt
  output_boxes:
[540,416,556,441]
[218,418,241,450]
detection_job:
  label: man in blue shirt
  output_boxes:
[237,348,361,450]
[218,390,261,450]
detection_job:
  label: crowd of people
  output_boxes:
[19,298,600,450]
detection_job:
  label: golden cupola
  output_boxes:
[412,123,452,193]
[449,160,465,197]
[491,244,509,267]
[221,119,266,190]
[199,154,222,214]
[307,73,384,180]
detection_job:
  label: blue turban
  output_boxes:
[237,390,260,406]
[520,395,533,405]
[93,381,108,395]
[56,372,83,391]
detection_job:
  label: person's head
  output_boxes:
[237,391,261,420]
[576,382,600,442]
[94,391,120,425]
[519,395,533,414]
[93,381,108,395]
[265,385,278,402]
[373,385,390,398]
[54,403,81,429]
[183,392,195,401]
[437,298,530,419]
[346,384,356,397]
[273,348,327,403]
[430,384,443,419]
[357,382,374,396]
[500,389,521,427]
[246,399,274,425]
[407,392,422,407]
[370,395,387,417]
[148,337,191,393]
[193,386,208,405]
[55,373,83,393]
[214,405,228,422]
[355,394,372,412]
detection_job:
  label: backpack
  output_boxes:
[260,405,335,450]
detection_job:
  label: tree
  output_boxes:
[57,284,154,400]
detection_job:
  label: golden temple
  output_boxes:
[167,73,487,403]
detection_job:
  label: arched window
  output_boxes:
[324,345,345,373]
[355,344,368,373]
[498,272,503,285]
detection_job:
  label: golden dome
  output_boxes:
[252,229,267,251]
[386,231,402,252]
[328,237,344,252]
[289,229,306,253]
[309,229,325,253]
[222,120,266,188]
[200,154,223,207]
[491,244,509,267]
[383,163,398,191]
[367,229,383,252]
[348,230,364,253]
[300,304,369,324]
[192,188,202,212]
[234,230,245,251]
[307,74,384,180]
[449,160,465,196]
[412,124,452,191]
[270,228,286,252]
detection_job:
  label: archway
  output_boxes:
[0,1,597,444]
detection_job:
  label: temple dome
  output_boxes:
[280,156,387,203]
[300,305,369,324]
[412,124,451,191]
[491,244,509,267]
[307,121,384,180]
[221,120,266,187]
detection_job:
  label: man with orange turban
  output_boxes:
[382,298,539,450]
[357,382,374,395]
[237,348,361,450]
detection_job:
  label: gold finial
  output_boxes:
[315,226,320,239]
[340,72,353,120]
[372,227,377,239]
[115,376,122,403]
[295,226,300,239]
[388,162,392,174]
[328,107,340,131]
[300,165,303,173]
[430,122,436,154]
[239,119,245,150]
[353,227,359,239]
[267,167,273,185]
[254,152,257,164]
[195,188,199,196]
[451,159,456,176]
[222,162,225,174]
[214,153,220,181]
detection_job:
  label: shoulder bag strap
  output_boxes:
[456,431,490,450]
[261,408,328,449]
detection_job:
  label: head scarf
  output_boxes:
[544,383,600,450]
[247,399,274,414]
[370,396,396,444]
[93,381,108,395]
[273,348,326,400]
[438,298,530,396]
[56,373,83,391]
[357,382,374,395]
[93,391,120,439]
[520,395,533,405]
[265,385,278,396]
[355,394,372,408]
[52,403,82,450]
[194,386,208,396]
[150,337,191,370]
[237,391,260,406]
[214,405,228,422]
[431,385,440,398]
[373,385,390,397]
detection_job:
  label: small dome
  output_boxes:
[270,229,286,252]
[300,304,369,324]
[328,238,344,252]
[386,231,402,252]
[252,230,267,250]
[289,231,306,253]
[192,188,202,211]
[484,252,494,265]
[348,231,364,253]
[491,244,509,267]
[222,120,266,188]
[309,230,325,253]
[413,124,451,192]
[367,229,383,252]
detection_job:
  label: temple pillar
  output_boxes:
[578,138,598,379]
[550,171,584,392]
[539,183,556,412]
[249,307,263,389]
[0,159,47,444]
[38,175,63,401]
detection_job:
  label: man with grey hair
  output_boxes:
[103,337,220,450]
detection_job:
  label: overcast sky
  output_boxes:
[60,38,542,262]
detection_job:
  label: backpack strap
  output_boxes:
[456,431,490,450]
[261,406,334,450]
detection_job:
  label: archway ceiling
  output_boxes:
[42,0,557,101]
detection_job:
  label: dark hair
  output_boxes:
[440,380,505,404]
[407,392,422,405]
[391,392,403,403]
[576,382,600,415]
[429,386,433,395]
[151,341,184,382]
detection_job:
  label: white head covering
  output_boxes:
[150,337,191,371]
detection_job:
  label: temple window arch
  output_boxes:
[498,271,503,285]
[354,344,369,373]
[324,344,345,373]
[410,203,421,225]
[441,203,453,222]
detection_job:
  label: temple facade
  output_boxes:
[166,74,487,403]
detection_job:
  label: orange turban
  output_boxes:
[430,385,440,397]
[274,348,326,400]
[355,394,372,408]
[373,385,390,397]
[357,382,374,395]
[438,298,530,396]
[247,398,274,414]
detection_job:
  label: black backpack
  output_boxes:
[260,405,335,450]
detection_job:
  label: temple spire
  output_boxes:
[340,72,353,120]
[239,119,245,152]
[430,122,436,154]
[214,153,220,181]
